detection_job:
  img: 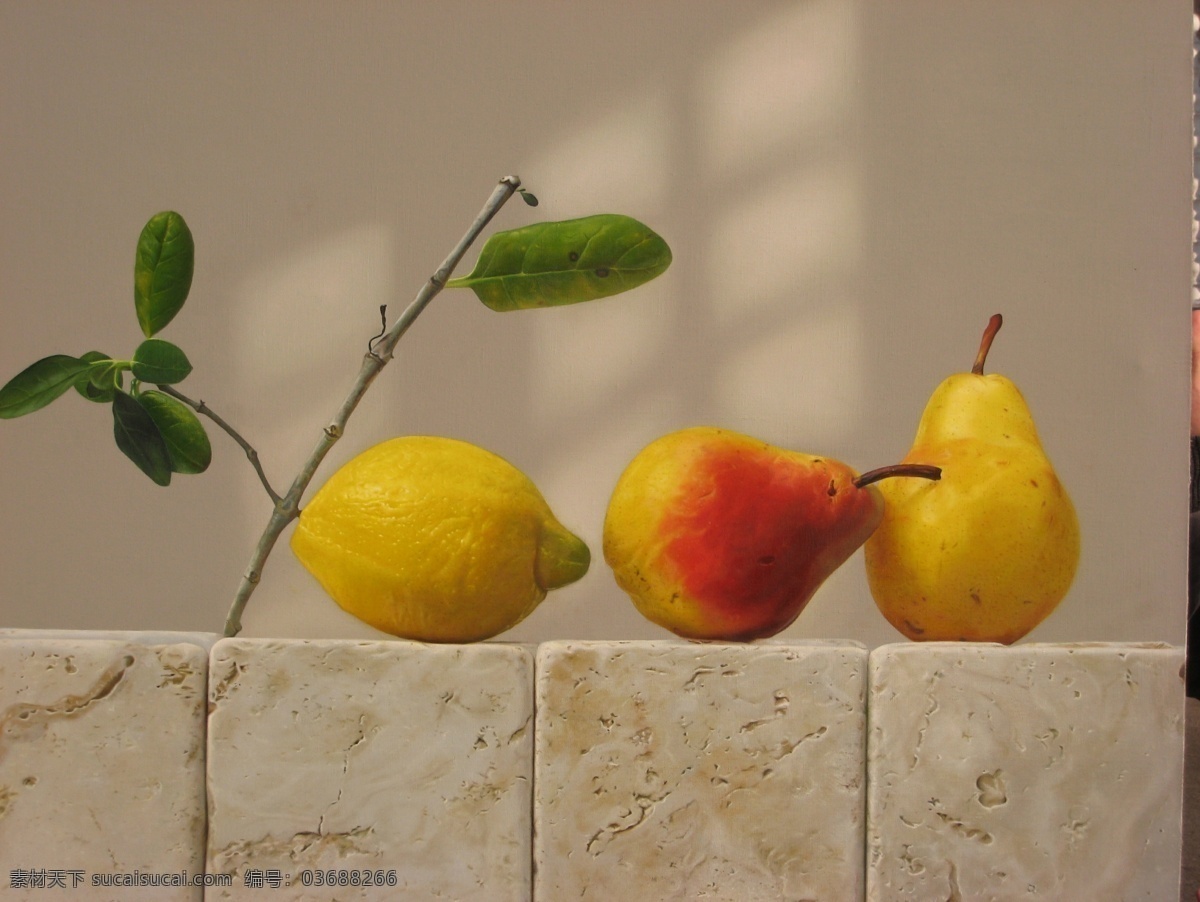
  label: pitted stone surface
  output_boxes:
[204,639,533,901]
[867,642,1185,901]
[534,639,867,900]
[0,635,210,901]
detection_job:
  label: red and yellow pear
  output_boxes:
[603,426,939,640]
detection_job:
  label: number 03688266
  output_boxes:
[298,869,398,887]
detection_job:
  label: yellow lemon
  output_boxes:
[291,436,589,642]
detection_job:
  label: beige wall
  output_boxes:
[0,1,1192,647]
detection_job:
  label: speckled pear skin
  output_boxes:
[865,316,1080,643]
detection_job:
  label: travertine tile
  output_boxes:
[0,633,211,901]
[534,640,867,901]
[867,642,1185,901]
[204,639,533,901]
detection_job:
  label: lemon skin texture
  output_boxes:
[291,436,589,642]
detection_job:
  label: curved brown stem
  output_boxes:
[972,313,1003,375]
[854,463,942,489]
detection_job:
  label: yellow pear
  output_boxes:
[864,314,1080,643]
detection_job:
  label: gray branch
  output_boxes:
[221,175,522,637]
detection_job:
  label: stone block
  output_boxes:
[866,642,1185,901]
[0,632,211,901]
[534,639,868,900]
[204,639,533,901]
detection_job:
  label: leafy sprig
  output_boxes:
[0,212,211,486]
[0,177,672,635]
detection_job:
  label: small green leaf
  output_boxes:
[112,391,172,485]
[518,189,539,207]
[446,213,672,311]
[131,338,193,384]
[138,391,211,474]
[0,355,92,418]
[75,351,122,403]
[134,211,194,337]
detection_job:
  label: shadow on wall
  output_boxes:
[228,1,870,643]
[514,1,868,642]
[221,1,1189,649]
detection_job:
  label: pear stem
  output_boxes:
[971,313,1003,375]
[853,463,942,489]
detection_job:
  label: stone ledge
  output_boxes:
[0,632,1186,901]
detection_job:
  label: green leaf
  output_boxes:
[0,355,92,418]
[446,213,672,311]
[131,338,193,384]
[134,211,194,337]
[138,391,211,475]
[75,351,122,403]
[112,391,172,485]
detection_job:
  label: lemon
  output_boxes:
[291,436,589,642]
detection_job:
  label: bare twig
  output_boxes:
[221,175,523,637]
[156,384,282,504]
